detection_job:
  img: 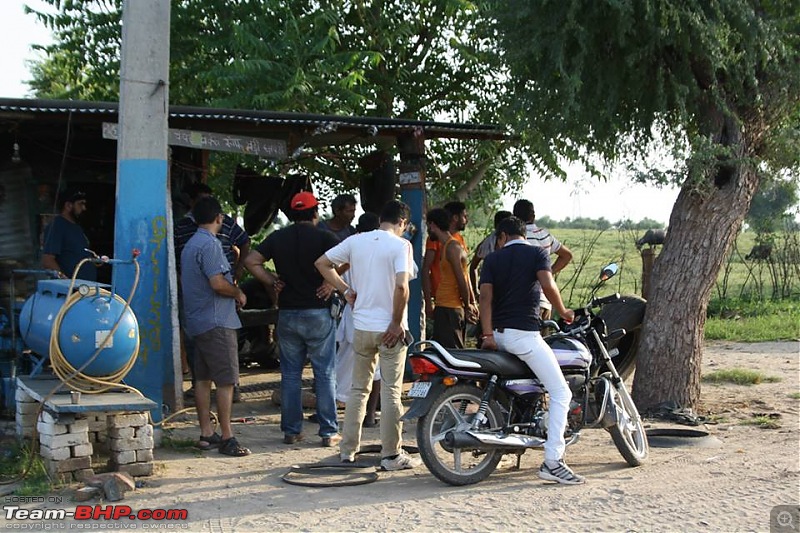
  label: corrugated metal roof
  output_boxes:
[0,98,510,139]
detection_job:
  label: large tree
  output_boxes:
[489,0,800,409]
[25,0,532,208]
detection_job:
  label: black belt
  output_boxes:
[493,327,505,333]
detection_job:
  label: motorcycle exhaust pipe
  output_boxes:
[445,430,546,450]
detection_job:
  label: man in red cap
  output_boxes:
[244,191,342,447]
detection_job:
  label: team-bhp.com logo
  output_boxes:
[4,504,189,528]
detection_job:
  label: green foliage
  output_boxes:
[746,178,800,234]
[488,0,800,172]
[25,0,522,211]
[705,298,800,341]
[738,414,781,429]
[0,441,52,496]
[702,369,780,386]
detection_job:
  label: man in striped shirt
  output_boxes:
[512,199,573,320]
[175,182,250,402]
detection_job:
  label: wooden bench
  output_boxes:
[15,377,158,483]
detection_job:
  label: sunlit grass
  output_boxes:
[702,368,781,386]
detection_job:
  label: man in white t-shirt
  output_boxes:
[512,199,573,320]
[469,210,513,296]
[315,200,422,471]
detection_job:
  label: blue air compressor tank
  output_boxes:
[19,279,138,376]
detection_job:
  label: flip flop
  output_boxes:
[196,432,222,450]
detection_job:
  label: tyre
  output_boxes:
[607,382,648,466]
[416,383,504,486]
[597,294,646,379]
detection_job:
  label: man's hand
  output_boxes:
[560,309,575,324]
[382,321,404,348]
[344,288,357,306]
[481,334,498,350]
[235,289,247,309]
[273,279,285,294]
[465,303,479,324]
[316,281,335,301]
[425,300,435,318]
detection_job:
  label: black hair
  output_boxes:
[187,182,213,200]
[331,193,357,213]
[512,199,535,223]
[192,196,223,225]
[57,188,86,210]
[493,210,513,228]
[291,206,318,222]
[495,216,526,238]
[426,208,451,232]
[355,212,380,233]
[443,201,467,218]
[379,199,410,225]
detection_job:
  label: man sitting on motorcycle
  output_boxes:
[478,216,585,485]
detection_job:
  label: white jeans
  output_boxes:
[495,328,572,462]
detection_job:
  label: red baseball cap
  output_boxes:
[290,191,318,210]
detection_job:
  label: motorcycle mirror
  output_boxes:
[600,263,619,281]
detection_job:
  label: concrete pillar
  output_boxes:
[397,132,427,342]
[114,0,176,424]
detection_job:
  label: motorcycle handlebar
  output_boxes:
[591,293,621,308]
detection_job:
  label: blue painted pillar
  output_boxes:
[113,0,174,423]
[398,132,428,342]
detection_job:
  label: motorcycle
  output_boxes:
[402,263,648,486]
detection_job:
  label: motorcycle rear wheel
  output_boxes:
[417,383,504,486]
[607,383,649,466]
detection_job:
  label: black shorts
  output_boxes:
[192,327,239,386]
[432,306,466,349]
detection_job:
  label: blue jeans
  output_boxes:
[277,308,338,437]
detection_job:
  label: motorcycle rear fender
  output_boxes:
[400,378,447,421]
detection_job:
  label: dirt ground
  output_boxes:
[2,341,799,532]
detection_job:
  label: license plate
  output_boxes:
[408,381,432,398]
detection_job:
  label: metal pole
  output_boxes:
[397,132,427,342]
[114,0,175,425]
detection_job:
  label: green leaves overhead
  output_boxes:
[489,0,800,167]
[26,0,518,208]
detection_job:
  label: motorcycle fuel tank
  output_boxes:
[547,337,592,368]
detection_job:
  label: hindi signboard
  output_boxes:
[102,122,287,160]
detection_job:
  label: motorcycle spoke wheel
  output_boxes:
[417,384,503,486]
[607,385,649,466]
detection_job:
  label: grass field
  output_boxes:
[463,225,800,342]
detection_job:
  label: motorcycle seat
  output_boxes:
[429,348,532,378]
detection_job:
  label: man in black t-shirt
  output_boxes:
[479,216,584,485]
[244,192,341,447]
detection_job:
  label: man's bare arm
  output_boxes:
[551,244,573,275]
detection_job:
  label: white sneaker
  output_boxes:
[380,451,422,471]
[538,459,585,485]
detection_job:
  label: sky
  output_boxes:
[0,1,682,224]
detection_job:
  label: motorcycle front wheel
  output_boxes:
[607,382,649,466]
[416,383,504,486]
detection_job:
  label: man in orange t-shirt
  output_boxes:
[422,202,470,328]
[426,208,477,348]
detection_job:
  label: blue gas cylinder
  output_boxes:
[19,279,139,376]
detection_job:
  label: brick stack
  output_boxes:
[14,387,37,438]
[37,411,94,483]
[107,413,154,477]
[87,414,108,451]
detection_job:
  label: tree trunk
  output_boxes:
[453,158,492,201]
[632,113,761,411]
